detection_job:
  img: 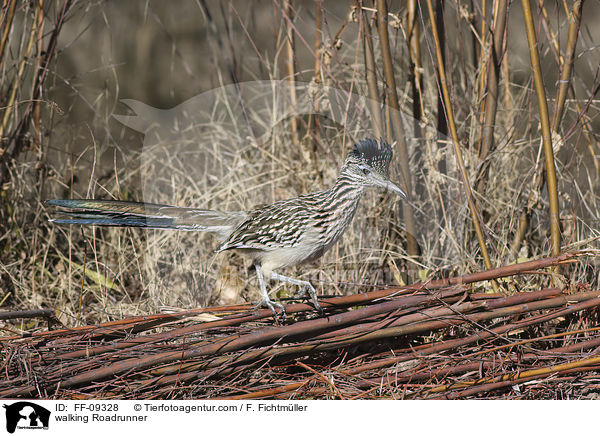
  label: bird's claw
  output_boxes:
[254,298,286,322]
[294,285,324,316]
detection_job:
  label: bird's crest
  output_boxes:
[347,138,393,176]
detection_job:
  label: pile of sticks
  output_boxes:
[2,252,599,399]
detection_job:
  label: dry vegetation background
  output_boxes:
[1,0,600,337]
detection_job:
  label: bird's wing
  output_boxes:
[215,199,313,252]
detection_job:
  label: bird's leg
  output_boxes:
[255,265,286,320]
[270,272,323,315]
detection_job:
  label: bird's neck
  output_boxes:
[318,170,366,239]
[327,171,366,204]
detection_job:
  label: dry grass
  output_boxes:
[1,0,600,398]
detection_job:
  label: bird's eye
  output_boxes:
[361,167,371,175]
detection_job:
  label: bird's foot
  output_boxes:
[254,297,286,322]
[294,284,324,316]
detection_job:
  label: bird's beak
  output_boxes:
[369,173,407,198]
[385,180,407,198]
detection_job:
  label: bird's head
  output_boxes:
[344,138,406,197]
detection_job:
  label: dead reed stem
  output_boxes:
[283,0,300,149]
[0,0,17,71]
[424,0,495,278]
[376,0,419,259]
[476,0,507,193]
[0,3,39,138]
[407,0,424,124]
[513,1,586,255]
[359,3,383,138]
[551,1,583,132]
[521,0,561,258]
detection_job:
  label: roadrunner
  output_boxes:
[48,138,406,317]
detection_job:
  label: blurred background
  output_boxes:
[1,0,600,329]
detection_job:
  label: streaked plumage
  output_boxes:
[48,138,406,317]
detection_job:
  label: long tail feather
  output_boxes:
[47,199,247,239]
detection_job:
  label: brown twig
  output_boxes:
[1,251,580,345]
[0,309,55,321]
[0,253,591,399]
[427,355,600,398]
